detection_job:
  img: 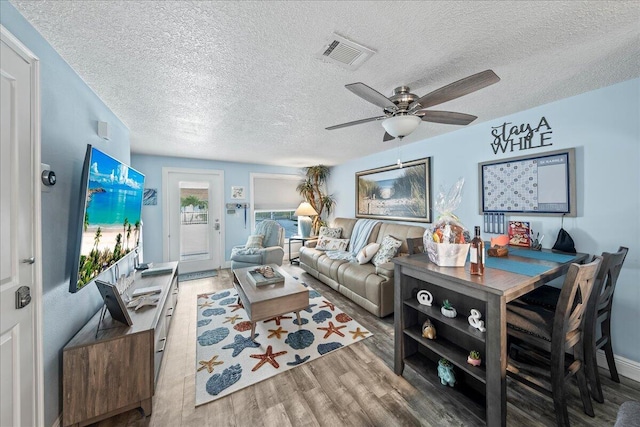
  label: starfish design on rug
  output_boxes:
[319,300,335,311]
[197,355,224,373]
[263,315,292,326]
[222,333,261,357]
[349,327,369,340]
[198,301,214,309]
[228,301,244,312]
[267,326,288,339]
[223,315,242,324]
[249,345,287,372]
[317,321,346,339]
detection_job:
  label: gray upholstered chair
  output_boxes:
[230,220,285,270]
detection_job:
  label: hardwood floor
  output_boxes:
[95,264,640,426]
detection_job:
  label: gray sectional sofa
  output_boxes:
[299,217,426,317]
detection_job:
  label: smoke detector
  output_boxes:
[317,33,375,71]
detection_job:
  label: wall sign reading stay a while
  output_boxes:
[490,116,552,155]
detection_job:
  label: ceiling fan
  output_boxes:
[326,69,500,141]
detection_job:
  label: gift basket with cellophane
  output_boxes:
[423,178,471,266]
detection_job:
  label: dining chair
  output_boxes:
[519,247,629,403]
[506,257,602,427]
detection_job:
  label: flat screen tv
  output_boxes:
[70,145,145,292]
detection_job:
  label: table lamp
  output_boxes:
[294,202,318,238]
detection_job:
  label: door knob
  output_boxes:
[21,257,35,264]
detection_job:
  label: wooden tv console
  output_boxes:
[62,262,179,427]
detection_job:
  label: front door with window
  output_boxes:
[163,168,223,274]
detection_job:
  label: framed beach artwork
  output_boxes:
[143,188,157,205]
[356,157,432,223]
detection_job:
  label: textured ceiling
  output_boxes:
[10,1,640,167]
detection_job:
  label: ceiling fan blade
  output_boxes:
[417,110,478,125]
[325,115,386,130]
[409,70,500,110]
[345,82,398,111]
[383,132,395,142]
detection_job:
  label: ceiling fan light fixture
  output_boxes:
[382,115,421,138]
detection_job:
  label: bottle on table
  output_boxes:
[470,226,485,276]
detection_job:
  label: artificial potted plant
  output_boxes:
[467,350,481,367]
[437,358,456,386]
[441,299,457,318]
[297,165,336,235]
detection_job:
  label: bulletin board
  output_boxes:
[478,148,576,216]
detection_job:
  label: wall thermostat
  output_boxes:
[41,170,56,186]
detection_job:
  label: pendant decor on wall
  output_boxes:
[490,116,553,155]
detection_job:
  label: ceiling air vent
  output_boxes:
[316,33,375,71]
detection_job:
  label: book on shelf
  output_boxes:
[246,269,285,287]
[508,221,531,247]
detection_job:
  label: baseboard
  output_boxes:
[597,350,640,382]
[51,414,61,427]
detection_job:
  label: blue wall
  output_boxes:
[130,154,300,263]
[2,3,133,425]
[330,78,640,362]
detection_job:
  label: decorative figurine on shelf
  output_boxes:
[467,350,482,367]
[437,358,456,387]
[467,309,487,332]
[441,299,457,318]
[417,290,433,306]
[422,318,437,340]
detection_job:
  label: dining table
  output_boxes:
[393,246,589,426]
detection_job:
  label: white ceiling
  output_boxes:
[10,1,640,167]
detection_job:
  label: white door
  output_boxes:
[1,27,43,427]
[163,168,224,274]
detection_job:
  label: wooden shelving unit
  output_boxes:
[62,262,179,427]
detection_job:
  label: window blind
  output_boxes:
[253,175,302,210]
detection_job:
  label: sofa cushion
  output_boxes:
[356,243,380,264]
[319,226,342,239]
[245,234,264,249]
[316,237,350,251]
[372,235,403,266]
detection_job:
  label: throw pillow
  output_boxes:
[318,226,342,239]
[356,242,381,265]
[316,237,350,251]
[372,235,403,266]
[245,234,264,249]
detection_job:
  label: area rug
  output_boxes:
[195,282,372,405]
[178,270,217,282]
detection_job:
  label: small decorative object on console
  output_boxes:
[467,309,486,332]
[487,245,509,257]
[467,350,482,367]
[416,290,433,306]
[437,358,456,387]
[424,179,471,266]
[490,235,509,247]
[246,266,285,287]
[508,221,531,247]
[421,318,437,340]
[441,299,457,318]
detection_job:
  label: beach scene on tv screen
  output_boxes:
[77,148,144,288]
